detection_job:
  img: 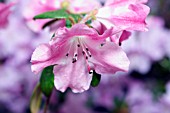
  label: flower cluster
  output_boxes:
[29,0,150,93]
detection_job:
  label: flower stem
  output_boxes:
[43,97,50,113]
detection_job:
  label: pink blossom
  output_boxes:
[0,2,14,28]
[95,0,150,31]
[23,0,101,32]
[31,24,129,93]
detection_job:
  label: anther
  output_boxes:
[89,70,93,74]
[101,44,104,46]
[77,44,80,47]
[119,42,122,46]
[72,58,77,63]
[82,51,85,55]
[75,54,78,57]
[86,56,88,59]
[86,48,89,51]
[66,53,69,56]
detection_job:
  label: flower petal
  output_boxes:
[53,57,92,93]
[68,23,113,40]
[85,40,130,74]
[96,1,150,31]
[31,42,69,74]
[110,30,131,44]
[50,23,113,47]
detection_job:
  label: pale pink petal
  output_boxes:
[50,24,113,47]
[119,30,131,43]
[91,21,107,35]
[31,43,53,73]
[31,42,70,74]
[68,23,113,40]
[54,57,92,93]
[85,40,130,74]
[31,43,52,62]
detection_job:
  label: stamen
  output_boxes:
[72,58,77,63]
[82,51,85,55]
[72,41,78,63]
[77,44,80,47]
[77,38,93,73]
[86,48,89,51]
[85,47,92,57]
[89,70,93,74]
[119,42,122,46]
[66,53,69,57]
[66,42,74,58]
[86,56,88,59]
[79,39,92,58]
[101,43,104,46]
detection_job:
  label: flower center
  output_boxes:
[65,37,93,74]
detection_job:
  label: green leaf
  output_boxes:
[91,71,101,87]
[30,83,42,113]
[40,66,54,97]
[33,9,69,20]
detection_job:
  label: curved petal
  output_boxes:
[85,40,130,74]
[91,21,107,35]
[31,42,70,74]
[96,1,150,31]
[50,23,113,47]
[31,43,54,74]
[54,57,92,93]
[111,30,131,44]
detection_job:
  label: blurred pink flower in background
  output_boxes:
[0,0,51,112]
[122,16,170,73]
[23,0,101,32]
[0,2,14,28]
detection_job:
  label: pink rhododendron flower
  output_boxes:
[23,0,101,32]
[0,2,14,28]
[31,24,129,93]
[95,0,150,31]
